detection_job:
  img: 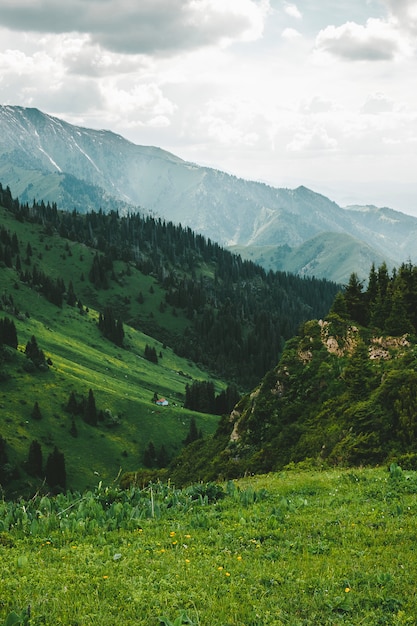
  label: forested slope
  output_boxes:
[0,182,340,496]
[162,262,417,485]
[0,182,338,389]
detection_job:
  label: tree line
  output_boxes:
[337,261,417,335]
[0,182,339,388]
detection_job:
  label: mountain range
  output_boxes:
[1,104,416,283]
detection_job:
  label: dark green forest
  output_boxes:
[151,262,417,486]
[0,182,338,389]
[2,178,417,494]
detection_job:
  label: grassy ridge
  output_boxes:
[1,465,416,625]
[0,206,222,494]
[1,293,220,493]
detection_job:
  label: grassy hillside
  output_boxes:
[0,204,223,495]
[1,465,417,624]
[0,185,339,389]
[0,183,341,496]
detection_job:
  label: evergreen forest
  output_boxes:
[0,182,338,388]
[155,262,417,486]
[0,182,337,496]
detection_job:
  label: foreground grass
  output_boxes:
[1,465,417,625]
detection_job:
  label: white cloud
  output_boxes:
[287,126,338,152]
[0,0,270,56]
[315,18,402,61]
[284,3,302,20]
[300,97,337,114]
[1,0,417,214]
[102,82,176,121]
[64,42,149,78]
[360,92,395,114]
[281,27,302,40]
[385,0,417,34]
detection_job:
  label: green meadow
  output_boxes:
[1,296,220,492]
[0,202,222,493]
[1,464,416,625]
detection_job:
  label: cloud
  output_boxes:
[287,126,338,152]
[300,97,337,114]
[360,92,395,114]
[284,3,302,20]
[315,19,401,61]
[64,42,149,77]
[0,0,270,56]
[281,28,302,40]
[385,0,417,34]
[102,82,176,122]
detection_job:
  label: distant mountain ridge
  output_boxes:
[1,104,416,282]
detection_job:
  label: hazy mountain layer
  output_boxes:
[1,105,416,282]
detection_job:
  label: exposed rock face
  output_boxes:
[229,317,412,445]
[318,319,360,356]
[369,335,410,360]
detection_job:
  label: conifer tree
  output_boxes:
[344,273,366,325]
[395,373,417,446]
[69,419,78,438]
[144,344,158,363]
[26,440,43,477]
[384,286,414,336]
[0,317,18,349]
[25,335,45,367]
[184,417,199,445]
[66,280,77,306]
[66,391,79,415]
[343,340,373,400]
[143,441,157,467]
[45,446,66,491]
[157,444,169,468]
[84,388,97,426]
[31,401,42,421]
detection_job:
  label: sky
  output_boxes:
[1,0,417,216]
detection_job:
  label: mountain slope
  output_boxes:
[0,208,222,496]
[1,105,417,283]
[166,260,417,485]
[229,231,396,284]
[0,184,341,495]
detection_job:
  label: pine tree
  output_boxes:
[344,273,366,325]
[84,388,97,426]
[31,401,42,421]
[384,286,414,336]
[184,417,199,445]
[395,373,417,446]
[157,444,169,468]
[45,446,66,491]
[0,317,18,349]
[329,292,348,318]
[66,280,77,306]
[144,344,158,363]
[26,440,43,477]
[69,419,78,438]
[25,335,45,367]
[143,441,157,467]
[343,340,373,400]
[66,391,79,415]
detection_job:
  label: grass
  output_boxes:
[1,464,417,625]
[1,295,221,492]
[0,205,223,493]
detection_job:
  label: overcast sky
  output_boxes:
[1,0,417,215]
